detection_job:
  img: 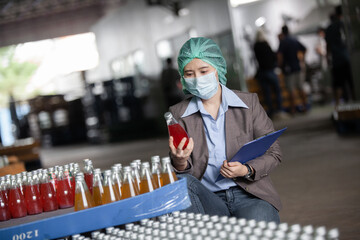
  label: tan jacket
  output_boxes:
[169,90,282,211]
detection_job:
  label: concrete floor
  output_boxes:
[40,104,360,240]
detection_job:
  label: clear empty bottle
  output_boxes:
[121,166,140,200]
[56,166,74,209]
[83,159,94,194]
[8,175,27,218]
[161,157,178,186]
[92,168,104,206]
[40,169,58,212]
[102,170,121,204]
[24,172,43,215]
[111,166,122,200]
[74,172,95,211]
[139,162,158,194]
[164,112,189,150]
[151,156,162,188]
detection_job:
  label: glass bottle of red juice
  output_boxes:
[0,178,10,221]
[8,175,27,218]
[0,177,8,202]
[0,189,10,221]
[164,112,189,150]
[24,172,43,215]
[40,169,58,212]
[56,166,74,209]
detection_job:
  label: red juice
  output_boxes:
[40,182,58,212]
[8,187,27,218]
[84,173,93,194]
[0,191,11,221]
[24,185,43,215]
[168,123,189,150]
[0,189,8,203]
[56,179,74,209]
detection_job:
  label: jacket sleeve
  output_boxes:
[246,94,282,181]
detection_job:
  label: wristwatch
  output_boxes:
[243,164,253,179]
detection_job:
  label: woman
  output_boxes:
[168,37,282,222]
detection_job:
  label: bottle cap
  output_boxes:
[164,112,173,120]
[161,156,171,163]
[141,162,150,168]
[104,170,112,176]
[123,166,132,172]
[151,155,160,162]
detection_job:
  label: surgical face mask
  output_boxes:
[183,71,219,100]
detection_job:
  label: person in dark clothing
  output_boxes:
[325,6,355,106]
[254,29,284,119]
[161,58,184,108]
[278,25,307,114]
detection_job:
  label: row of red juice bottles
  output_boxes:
[0,155,178,221]
[74,156,178,211]
[0,162,84,221]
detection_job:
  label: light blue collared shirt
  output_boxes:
[182,84,248,192]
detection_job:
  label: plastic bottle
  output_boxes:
[139,162,158,194]
[0,187,11,221]
[102,170,120,204]
[151,156,162,188]
[161,157,178,186]
[83,159,94,194]
[111,166,122,200]
[92,168,104,206]
[74,172,95,211]
[56,166,74,208]
[40,169,58,212]
[8,175,27,218]
[130,162,141,190]
[24,172,43,215]
[164,112,189,150]
[121,166,139,200]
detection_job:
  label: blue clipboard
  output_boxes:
[215,127,287,182]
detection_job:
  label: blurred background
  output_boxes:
[0,0,359,239]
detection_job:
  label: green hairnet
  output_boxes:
[177,37,227,94]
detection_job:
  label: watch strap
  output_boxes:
[243,164,253,179]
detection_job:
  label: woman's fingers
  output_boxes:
[220,167,232,178]
[169,136,177,153]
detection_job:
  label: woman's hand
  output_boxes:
[220,160,250,178]
[169,136,194,171]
